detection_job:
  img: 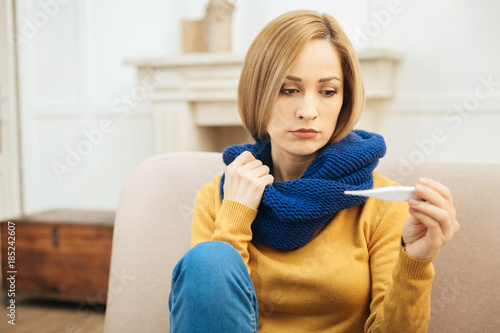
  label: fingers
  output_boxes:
[414,182,447,210]
[260,174,275,187]
[407,177,460,252]
[234,155,272,180]
[223,151,273,209]
[230,150,256,167]
[240,159,267,175]
[418,177,454,206]
[414,178,456,220]
[408,208,444,241]
[409,200,455,240]
[407,209,446,258]
[245,162,274,186]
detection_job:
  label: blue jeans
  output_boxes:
[169,241,259,332]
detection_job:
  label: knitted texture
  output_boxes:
[220,129,387,251]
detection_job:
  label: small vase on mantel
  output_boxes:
[203,0,236,52]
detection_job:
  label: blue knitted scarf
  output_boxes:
[220,129,387,251]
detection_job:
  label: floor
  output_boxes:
[0,299,105,333]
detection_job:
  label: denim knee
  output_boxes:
[169,241,258,332]
[170,241,251,302]
[175,240,245,275]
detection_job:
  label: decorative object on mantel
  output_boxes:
[182,19,206,53]
[204,0,236,52]
[182,0,236,53]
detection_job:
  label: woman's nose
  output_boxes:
[296,94,318,120]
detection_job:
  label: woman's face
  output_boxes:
[267,39,344,160]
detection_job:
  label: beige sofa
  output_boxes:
[103,152,500,333]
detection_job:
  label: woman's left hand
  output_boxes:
[402,177,460,260]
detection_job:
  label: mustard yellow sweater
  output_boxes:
[191,172,435,332]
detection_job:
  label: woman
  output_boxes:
[169,9,459,332]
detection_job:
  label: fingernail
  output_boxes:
[419,177,429,184]
[416,184,426,193]
[409,199,419,206]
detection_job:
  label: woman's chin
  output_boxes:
[285,142,326,157]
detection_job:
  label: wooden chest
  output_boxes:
[1,209,114,304]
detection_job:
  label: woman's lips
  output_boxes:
[291,129,318,139]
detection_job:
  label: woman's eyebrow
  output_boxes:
[286,75,341,83]
[319,76,341,83]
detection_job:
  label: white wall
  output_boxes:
[363,0,500,166]
[17,0,180,213]
[16,0,500,213]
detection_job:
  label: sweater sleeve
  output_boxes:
[364,198,436,333]
[191,176,257,273]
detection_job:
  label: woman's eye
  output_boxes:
[280,88,299,96]
[322,90,337,97]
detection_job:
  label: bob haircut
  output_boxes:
[238,10,364,144]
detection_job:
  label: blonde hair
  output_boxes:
[238,10,364,144]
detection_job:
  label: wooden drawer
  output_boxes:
[1,209,114,304]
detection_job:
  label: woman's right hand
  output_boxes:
[223,151,274,210]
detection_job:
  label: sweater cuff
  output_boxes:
[397,246,438,280]
[216,199,258,235]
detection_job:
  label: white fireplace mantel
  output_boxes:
[125,49,402,153]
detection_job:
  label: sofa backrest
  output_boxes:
[376,160,500,332]
[104,153,224,332]
[104,153,500,333]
